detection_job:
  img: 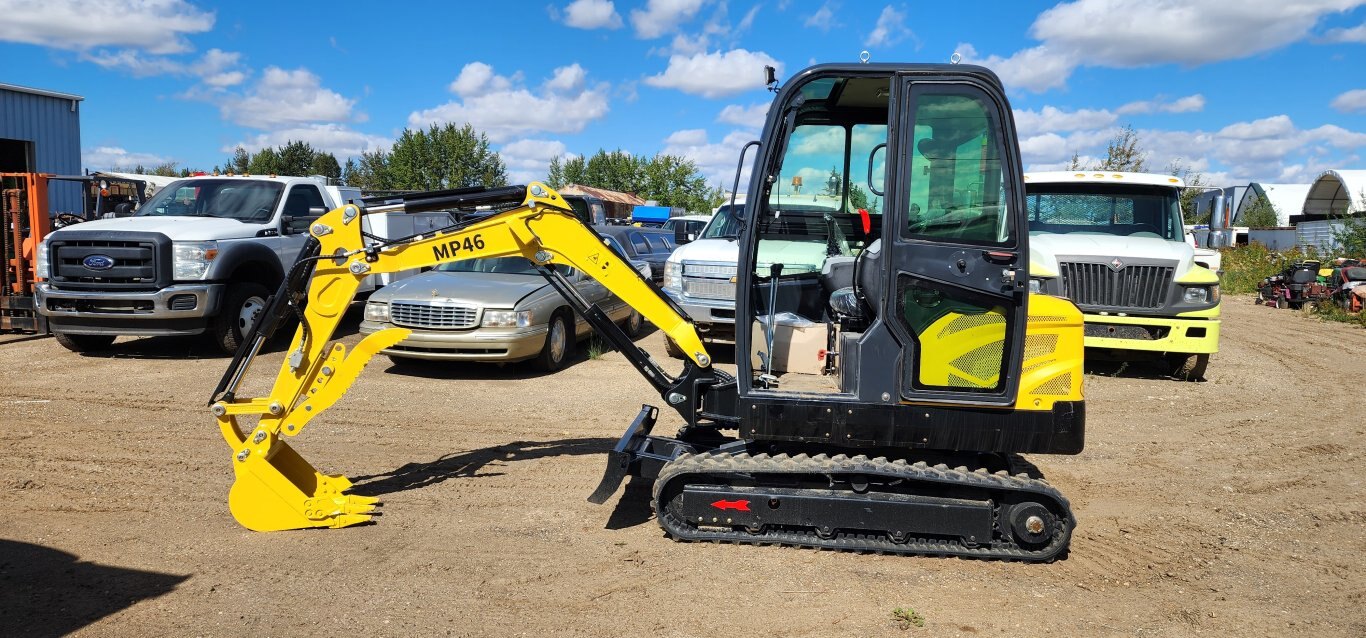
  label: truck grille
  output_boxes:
[53,240,157,286]
[1059,261,1174,309]
[682,261,736,300]
[390,300,480,329]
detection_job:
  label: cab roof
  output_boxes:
[1024,171,1185,189]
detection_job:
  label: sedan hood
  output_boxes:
[51,216,268,241]
[370,270,550,308]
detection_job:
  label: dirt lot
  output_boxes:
[2,297,1363,637]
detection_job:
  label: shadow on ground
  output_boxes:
[0,539,189,638]
[351,437,616,496]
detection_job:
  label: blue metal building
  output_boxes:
[0,82,83,213]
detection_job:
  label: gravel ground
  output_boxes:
[1,296,1363,637]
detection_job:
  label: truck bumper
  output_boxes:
[1081,311,1220,355]
[35,282,224,336]
[361,320,550,362]
[664,291,736,340]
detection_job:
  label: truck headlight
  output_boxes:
[35,239,50,279]
[1183,285,1218,303]
[663,260,682,291]
[172,241,219,280]
[363,302,390,322]
[482,309,532,328]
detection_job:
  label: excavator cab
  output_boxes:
[209,62,1085,561]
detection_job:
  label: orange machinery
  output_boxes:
[1,173,52,333]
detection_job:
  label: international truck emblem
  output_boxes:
[1109,257,1125,271]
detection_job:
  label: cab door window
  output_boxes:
[903,93,1012,245]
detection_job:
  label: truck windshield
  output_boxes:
[1026,184,1184,240]
[136,179,285,222]
[699,206,742,239]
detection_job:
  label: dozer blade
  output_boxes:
[228,438,378,532]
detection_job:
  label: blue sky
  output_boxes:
[1,0,1363,189]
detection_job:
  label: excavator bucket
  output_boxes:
[220,417,379,531]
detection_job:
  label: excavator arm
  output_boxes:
[209,183,725,531]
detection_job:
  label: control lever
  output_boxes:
[759,263,784,388]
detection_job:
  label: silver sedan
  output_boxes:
[360,255,646,371]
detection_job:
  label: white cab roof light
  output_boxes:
[1024,171,1185,189]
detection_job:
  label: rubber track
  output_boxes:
[652,451,1074,562]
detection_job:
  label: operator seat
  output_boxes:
[828,239,883,320]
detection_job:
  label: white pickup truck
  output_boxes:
[34,175,447,354]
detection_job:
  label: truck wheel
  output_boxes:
[623,309,645,339]
[213,282,271,355]
[1168,353,1210,382]
[664,335,684,359]
[53,332,116,353]
[533,312,574,372]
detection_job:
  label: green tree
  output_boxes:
[1330,189,1366,257]
[277,140,317,176]
[1167,157,1209,224]
[247,147,282,175]
[548,149,718,213]
[1240,195,1279,229]
[228,146,250,174]
[150,162,181,177]
[1066,152,1083,171]
[1098,125,1147,172]
[309,151,342,180]
[385,124,507,191]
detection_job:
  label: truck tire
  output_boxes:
[623,309,645,339]
[53,332,116,353]
[664,335,684,359]
[533,311,574,372]
[213,282,271,355]
[1168,353,1210,382]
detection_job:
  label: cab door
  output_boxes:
[883,78,1028,405]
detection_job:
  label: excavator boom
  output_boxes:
[210,183,725,531]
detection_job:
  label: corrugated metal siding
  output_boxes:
[0,88,82,214]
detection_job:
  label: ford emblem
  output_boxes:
[83,254,115,271]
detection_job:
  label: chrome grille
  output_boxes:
[681,261,736,300]
[1059,261,1174,309]
[390,300,480,329]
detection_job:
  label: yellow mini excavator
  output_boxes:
[210,62,1087,561]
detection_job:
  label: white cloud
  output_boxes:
[1013,105,1119,136]
[645,49,782,98]
[717,102,769,128]
[0,0,214,54]
[83,46,248,87]
[500,139,571,184]
[661,128,757,187]
[955,42,1077,93]
[1217,114,1297,140]
[1116,94,1206,115]
[546,63,587,92]
[1322,22,1366,42]
[960,1,1365,93]
[410,62,610,143]
[1330,88,1366,112]
[631,0,708,38]
[804,1,839,31]
[226,124,390,159]
[562,0,623,29]
[82,146,170,170]
[864,5,911,47]
[219,67,357,129]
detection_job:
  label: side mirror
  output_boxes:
[308,206,328,216]
[675,224,692,246]
[281,215,311,235]
[113,202,134,217]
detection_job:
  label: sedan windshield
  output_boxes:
[437,257,540,275]
[136,179,284,222]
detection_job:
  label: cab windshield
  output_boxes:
[136,179,284,222]
[1026,184,1184,240]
